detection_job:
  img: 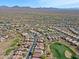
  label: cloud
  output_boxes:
[60,2,79,8]
[37,0,79,7]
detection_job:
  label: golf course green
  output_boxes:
[50,42,79,59]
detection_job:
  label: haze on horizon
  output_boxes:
[0,0,79,8]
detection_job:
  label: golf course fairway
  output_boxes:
[50,42,79,59]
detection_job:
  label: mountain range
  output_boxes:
[0,6,79,14]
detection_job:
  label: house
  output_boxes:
[0,36,5,42]
[32,52,41,58]
[32,57,40,59]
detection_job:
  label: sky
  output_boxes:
[0,0,79,8]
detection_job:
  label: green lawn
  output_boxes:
[50,42,79,59]
[5,36,21,55]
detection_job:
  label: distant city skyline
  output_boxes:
[0,0,79,8]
